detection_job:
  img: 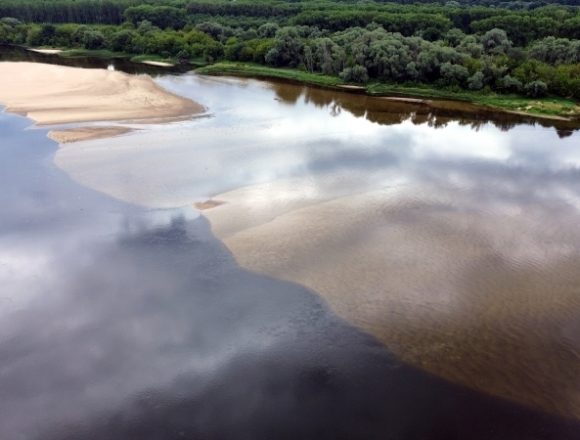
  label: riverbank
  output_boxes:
[24,46,207,69]
[197,62,580,122]
[18,49,580,122]
[58,49,175,67]
[0,62,204,142]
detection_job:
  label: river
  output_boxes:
[1,47,579,439]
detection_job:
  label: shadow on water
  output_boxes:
[1,110,580,439]
[268,80,580,137]
[0,44,189,76]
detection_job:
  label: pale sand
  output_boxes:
[194,199,226,210]
[48,126,134,144]
[381,96,428,104]
[27,48,63,54]
[0,62,204,136]
[141,60,175,67]
[204,180,580,419]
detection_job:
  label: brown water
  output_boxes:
[1,49,580,439]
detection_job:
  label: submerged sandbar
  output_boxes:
[203,179,580,421]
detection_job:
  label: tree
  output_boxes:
[312,38,345,75]
[340,65,369,83]
[110,29,135,52]
[458,35,483,58]
[498,75,523,92]
[124,5,186,30]
[265,27,303,67]
[440,62,469,85]
[524,80,548,97]
[481,28,512,55]
[468,71,485,90]
[445,28,466,47]
[82,29,105,49]
[258,22,279,38]
[176,49,190,64]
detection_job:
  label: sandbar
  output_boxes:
[140,60,175,67]
[48,126,134,144]
[0,62,204,141]
[27,48,63,54]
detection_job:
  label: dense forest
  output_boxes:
[1,0,579,100]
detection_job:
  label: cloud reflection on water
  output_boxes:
[2,76,580,439]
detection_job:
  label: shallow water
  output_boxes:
[1,51,580,439]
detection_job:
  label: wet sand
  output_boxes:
[204,179,580,420]
[48,126,134,143]
[0,62,203,142]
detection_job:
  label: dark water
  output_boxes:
[0,44,190,75]
[1,52,580,439]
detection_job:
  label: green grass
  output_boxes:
[476,95,580,118]
[368,83,580,118]
[196,62,345,89]
[198,62,580,120]
[58,48,131,59]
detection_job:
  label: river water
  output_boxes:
[1,47,580,439]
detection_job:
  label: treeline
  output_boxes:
[1,0,579,100]
[1,0,579,33]
[0,0,138,25]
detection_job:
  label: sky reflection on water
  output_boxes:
[54,75,580,209]
[1,70,580,439]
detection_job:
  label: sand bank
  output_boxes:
[48,126,134,144]
[0,62,204,142]
[27,48,63,54]
[204,180,580,420]
[140,60,175,67]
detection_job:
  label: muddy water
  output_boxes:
[1,51,580,439]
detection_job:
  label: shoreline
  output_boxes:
[23,46,179,69]
[196,62,580,125]
[11,46,580,127]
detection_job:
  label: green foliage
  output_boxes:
[340,65,369,83]
[124,5,186,30]
[468,71,485,90]
[197,62,344,88]
[0,0,579,104]
[525,80,548,97]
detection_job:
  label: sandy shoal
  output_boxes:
[204,180,580,420]
[0,62,204,136]
[141,60,175,67]
[48,126,134,144]
[27,48,62,54]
